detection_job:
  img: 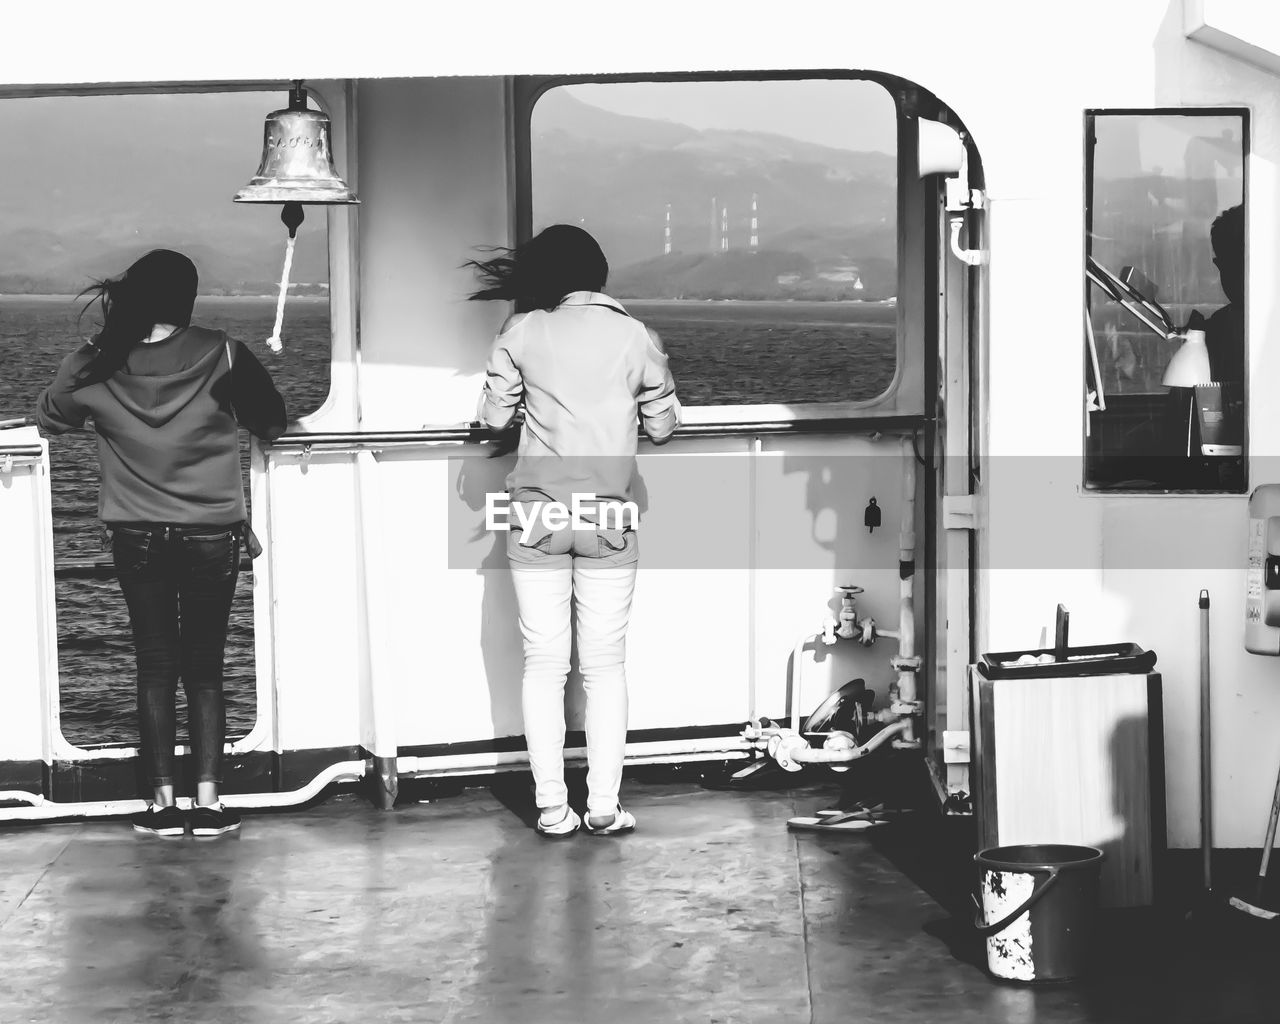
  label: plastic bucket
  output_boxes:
[974,844,1104,983]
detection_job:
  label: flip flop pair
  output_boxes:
[786,802,892,832]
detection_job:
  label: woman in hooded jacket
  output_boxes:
[37,249,286,837]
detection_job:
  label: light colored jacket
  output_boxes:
[479,291,681,506]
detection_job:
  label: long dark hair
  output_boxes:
[73,249,199,388]
[466,224,608,312]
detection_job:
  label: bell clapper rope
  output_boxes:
[267,201,306,353]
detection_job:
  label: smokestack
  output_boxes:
[750,193,758,250]
[720,205,728,252]
[664,203,672,256]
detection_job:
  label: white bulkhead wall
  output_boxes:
[342,4,1280,846]
[973,4,1280,852]
[806,0,1280,849]
[0,435,58,766]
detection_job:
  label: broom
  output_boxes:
[1226,756,1280,921]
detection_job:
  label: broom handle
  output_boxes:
[1257,751,1280,900]
[1200,590,1211,890]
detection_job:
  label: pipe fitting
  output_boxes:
[950,215,989,266]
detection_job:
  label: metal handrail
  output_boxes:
[55,557,255,581]
[268,415,929,449]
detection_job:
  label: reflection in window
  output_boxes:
[0,91,333,744]
[1084,110,1246,491]
[530,80,898,407]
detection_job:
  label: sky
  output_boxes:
[566,80,897,154]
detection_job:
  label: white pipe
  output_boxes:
[788,720,911,763]
[896,438,919,745]
[0,760,367,821]
[398,734,752,777]
[228,760,366,808]
[949,216,988,266]
[791,632,822,734]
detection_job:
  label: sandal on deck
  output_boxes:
[787,806,890,832]
[535,805,581,839]
[584,807,636,836]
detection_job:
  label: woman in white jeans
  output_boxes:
[471,225,681,837]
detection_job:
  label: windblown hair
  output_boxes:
[466,224,609,312]
[73,249,199,389]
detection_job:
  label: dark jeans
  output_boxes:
[111,523,241,789]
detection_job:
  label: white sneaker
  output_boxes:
[584,807,636,836]
[535,805,581,839]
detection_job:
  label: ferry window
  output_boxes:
[0,90,332,746]
[1084,109,1247,492]
[529,80,899,408]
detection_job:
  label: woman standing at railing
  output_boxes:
[36,249,286,837]
[470,224,681,837]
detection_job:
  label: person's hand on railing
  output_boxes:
[483,407,524,458]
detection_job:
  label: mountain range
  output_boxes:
[531,88,897,300]
[0,88,896,299]
[0,92,329,296]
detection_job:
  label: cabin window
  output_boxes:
[1084,109,1247,492]
[0,89,334,746]
[527,79,900,411]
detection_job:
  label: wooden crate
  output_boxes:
[970,669,1165,908]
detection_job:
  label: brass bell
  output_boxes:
[234,82,358,204]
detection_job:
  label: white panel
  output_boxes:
[753,436,914,721]
[0,432,56,764]
[621,444,753,729]
[261,452,364,751]
[356,433,918,753]
[378,441,756,747]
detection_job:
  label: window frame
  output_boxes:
[0,79,357,431]
[0,79,357,758]
[512,70,935,427]
[1081,105,1250,495]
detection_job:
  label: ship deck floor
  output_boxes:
[2,779,1278,1024]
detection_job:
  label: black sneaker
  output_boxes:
[188,803,241,837]
[131,804,186,836]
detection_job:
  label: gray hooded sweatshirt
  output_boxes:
[36,325,286,525]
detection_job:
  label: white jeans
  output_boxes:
[507,526,638,816]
